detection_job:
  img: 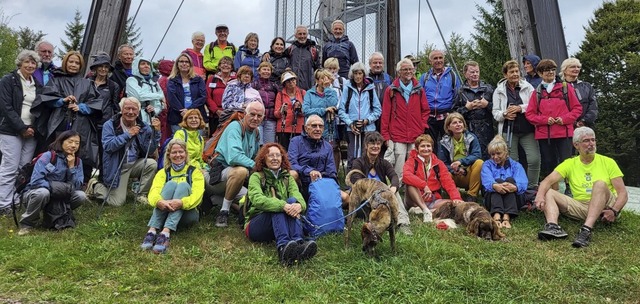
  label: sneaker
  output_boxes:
[538,223,569,241]
[298,240,318,261]
[423,209,433,223]
[140,232,156,251]
[136,195,149,205]
[278,240,300,266]
[572,227,592,248]
[0,206,12,217]
[408,207,423,215]
[215,210,229,228]
[85,178,98,199]
[18,227,33,236]
[152,233,170,254]
[398,225,413,236]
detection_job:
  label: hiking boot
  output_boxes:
[85,178,98,199]
[140,232,156,251]
[215,211,229,228]
[538,223,568,241]
[298,240,318,261]
[423,209,433,223]
[135,195,149,205]
[18,227,33,236]
[0,206,11,217]
[278,240,300,266]
[572,227,592,248]
[152,233,170,254]
[398,225,413,236]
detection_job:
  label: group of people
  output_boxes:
[0,21,627,265]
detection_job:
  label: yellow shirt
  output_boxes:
[452,135,466,161]
[555,154,623,202]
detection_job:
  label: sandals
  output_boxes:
[501,219,512,229]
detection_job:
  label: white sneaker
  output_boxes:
[136,195,149,205]
[85,178,98,199]
[408,207,423,215]
[423,209,433,223]
[18,227,32,236]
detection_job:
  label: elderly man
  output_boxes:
[284,25,321,90]
[419,50,461,149]
[381,58,430,182]
[111,44,135,98]
[203,24,237,75]
[535,127,628,248]
[368,52,392,100]
[86,97,161,207]
[182,31,206,77]
[213,101,264,227]
[33,40,56,86]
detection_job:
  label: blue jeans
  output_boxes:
[245,201,303,248]
[261,120,277,144]
[147,181,199,231]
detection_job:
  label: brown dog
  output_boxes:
[344,170,399,256]
[433,201,505,241]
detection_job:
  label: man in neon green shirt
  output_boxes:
[534,127,628,248]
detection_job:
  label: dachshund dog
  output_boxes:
[344,170,399,256]
[433,201,505,241]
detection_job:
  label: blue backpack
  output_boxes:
[158,129,203,170]
[303,178,344,237]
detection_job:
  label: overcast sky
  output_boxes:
[2,0,605,65]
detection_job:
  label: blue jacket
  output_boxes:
[481,157,528,194]
[302,86,339,141]
[322,35,359,78]
[234,45,261,76]
[523,54,542,88]
[28,151,84,191]
[419,67,461,112]
[101,114,160,187]
[438,131,482,173]
[126,57,164,124]
[338,77,381,132]
[167,75,207,125]
[214,120,260,169]
[289,133,337,187]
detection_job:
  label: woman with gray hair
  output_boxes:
[338,62,381,170]
[560,57,597,128]
[0,50,43,215]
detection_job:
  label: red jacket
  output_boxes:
[274,88,306,134]
[205,72,236,114]
[403,150,462,200]
[525,81,582,140]
[380,78,430,143]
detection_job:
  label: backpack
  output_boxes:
[13,151,59,227]
[535,81,570,140]
[413,158,444,197]
[203,110,259,162]
[344,85,375,114]
[157,129,203,170]
[240,171,290,226]
[165,165,196,186]
[303,178,345,238]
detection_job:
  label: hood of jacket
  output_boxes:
[345,76,375,92]
[131,57,155,78]
[522,54,541,68]
[158,59,174,77]
[239,45,260,56]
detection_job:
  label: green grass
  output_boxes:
[2,202,640,304]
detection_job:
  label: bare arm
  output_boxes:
[534,171,563,210]
[610,177,628,212]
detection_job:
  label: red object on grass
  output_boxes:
[436,221,449,230]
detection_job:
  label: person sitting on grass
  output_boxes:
[534,127,628,248]
[140,139,205,254]
[244,143,317,266]
[481,135,528,229]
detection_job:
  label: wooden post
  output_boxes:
[386,0,400,75]
[80,0,131,74]
[502,0,537,61]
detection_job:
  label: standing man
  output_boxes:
[111,44,135,98]
[203,24,237,75]
[285,25,321,90]
[381,58,430,182]
[535,127,628,248]
[368,52,392,101]
[419,50,461,149]
[33,40,56,86]
[183,31,206,77]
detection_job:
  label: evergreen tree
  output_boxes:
[16,26,46,50]
[575,0,640,186]
[413,33,471,79]
[469,0,510,86]
[58,9,85,59]
[120,17,143,57]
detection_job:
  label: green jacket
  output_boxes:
[245,169,306,228]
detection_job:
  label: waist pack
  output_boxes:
[303,178,344,237]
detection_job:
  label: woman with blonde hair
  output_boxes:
[167,53,207,134]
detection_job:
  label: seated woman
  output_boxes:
[347,132,412,235]
[244,143,317,266]
[403,134,463,222]
[140,139,205,254]
[481,136,528,229]
[437,113,484,202]
[171,109,206,170]
[18,130,85,236]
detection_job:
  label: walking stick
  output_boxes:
[97,138,132,220]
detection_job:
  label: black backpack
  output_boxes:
[344,84,375,114]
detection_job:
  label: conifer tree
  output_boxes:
[58,9,85,59]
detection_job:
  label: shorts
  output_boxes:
[562,192,617,221]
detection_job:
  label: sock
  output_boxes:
[581,225,592,232]
[147,229,156,234]
[161,231,170,237]
[221,198,232,212]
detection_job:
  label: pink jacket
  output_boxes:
[525,82,582,140]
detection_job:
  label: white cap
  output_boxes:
[281,71,297,84]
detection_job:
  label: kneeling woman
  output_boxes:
[18,131,85,235]
[481,136,528,228]
[244,143,317,266]
[141,139,205,254]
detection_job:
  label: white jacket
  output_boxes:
[492,78,534,135]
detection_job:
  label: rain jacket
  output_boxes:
[453,81,494,159]
[245,169,305,227]
[338,77,381,132]
[481,157,528,194]
[166,75,207,125]
[0,70,43,136]
[403,150,462,200]
[234,45,261,76]
[27,150,83,191]
[380,77,430,143]
[322,35,359,78]
[419,66,460,113]
[285,40,320,90]
[288,133,337,187]
[525,80,582,140]
[126,57,164,124]
[302,85,339,141]
[274,87,306,134]
[438,131,482,174]
[148,164,205,210]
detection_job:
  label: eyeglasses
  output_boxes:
[308,124,324,129]
[400,68,414,72]
[542,69,556,73]
[267,153,282,159]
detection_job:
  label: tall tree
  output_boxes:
[58,9,85,59]
[16,26,46,50]
[120,17,143,57]
[468,0,510,87]
[0,10,19,75]
[413,33,472,78]
[575,1,640,186]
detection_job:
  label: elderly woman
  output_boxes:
[481,135,528,229]
[140,138,205,254]
[167,53,207,134]
[453,61,494,160]
[0,50,43,215]
[437,113,484,202]
[262,37,290,84]
[221,65,262,111]
[322,20,359,78]
[301,69,339,143]
[274,70,305,150]
[244,143,317,266]
[492,60,539,189]
[182,31,206,77]
[403,134,463,221]
[31,50,101,181]
[525,59,582,177]
[234,32,261,76]
[126,56,164,125]
[253,61,280,144]
[560,58,597,128]
[347,132,412,235]
[18,130,85,235]
[338,62,381,170]
[205,56,235,135]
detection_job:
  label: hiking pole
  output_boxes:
[134,115,157,206]
[506,120,514,148]
[280,104,287,137]
[292,106,300,137]
[96,138,132,220]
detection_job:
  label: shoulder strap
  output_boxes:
[345,87,353,112]
[208,42,215,58]
[368,89,374,109]
[50,150,57,166]
[536,85,542,114]
[165,165,196,186]
[229,42,237,57]
[562,81,569,110]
